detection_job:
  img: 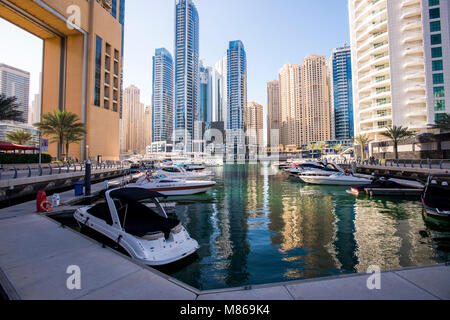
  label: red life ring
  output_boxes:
[40,201,54,213]
[345,170,351,176]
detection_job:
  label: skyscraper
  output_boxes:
[174,0,200,152]
[214,55,227,123]
[301,55,332,144]
[349,0,450,141]
[227,40,247,132]
[245,101,264,150]
[330,45,354,140]
[122,85,147,154]
[199,60,213,124]
[152,48,174,144]
[267,80,280,148]
[0,63,30,123]
[278,64,301,147]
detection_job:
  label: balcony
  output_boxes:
[404,71,425,81]
[403,58,424,68]
[401,0,420,8]
[405,84,425,93]
[401,6,421,20]
[402,31,422,44]
[406,97,426,105]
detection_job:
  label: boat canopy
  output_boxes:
[109,188,166,202]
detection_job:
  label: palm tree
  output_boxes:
[352,134,371,160]
[0,94,24,122]
[6,130,32,145]
[34,110,86,160]
[380,125,415,160]
[334,144,346,154]
[434,113,450,133]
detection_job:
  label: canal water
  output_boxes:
[160,163,450,290]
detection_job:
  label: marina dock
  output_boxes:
[0,180,449,300]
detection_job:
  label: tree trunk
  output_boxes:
[394,141,399,160]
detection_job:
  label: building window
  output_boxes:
[430,21,441,32]
[434,86,445,97]
[433,73,444,84]
[376,75,386,82]
[94,36,102,107]
[431,47,443,58]
[429,8,440,20]
[432,60,444,71]
[434,100,445,111]
[431,34,442,45]
[435,113,445,123]
[429,0,439,6]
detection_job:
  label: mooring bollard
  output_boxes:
[85,160,91,196]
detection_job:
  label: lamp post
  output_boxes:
[38,131,42,166]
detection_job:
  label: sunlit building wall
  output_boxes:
[349,0,450,141]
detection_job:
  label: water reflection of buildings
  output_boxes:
[213,164,250,287]
[352,198,435,273]
[272,184,338,279]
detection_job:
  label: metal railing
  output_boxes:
[340,158,450,170]
[0,161,128,180]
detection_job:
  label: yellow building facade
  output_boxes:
[0,0,125,160]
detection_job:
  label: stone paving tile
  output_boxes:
[197,286,294,300]
[0,215,95,271]
[394,265,450,300]
[6,245,142,300]
[285,272,438,300]
[78,269,198,300]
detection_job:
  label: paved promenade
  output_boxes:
[0,182,449,300]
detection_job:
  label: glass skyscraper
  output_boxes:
[199,61,212,124]
[174,0,199,152]
[227,40,247,131]
[0,63,30,123]
[330,46,354,140]
[152,48,174,143]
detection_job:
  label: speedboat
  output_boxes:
[129,173,216,196]
[74,188,199,266]
[346,176,423,197]
[156,166,214,180]
[299,172,372,186]
[422,175,450,221]
[287,161,343,176]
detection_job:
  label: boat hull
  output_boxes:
[299,176,372,186]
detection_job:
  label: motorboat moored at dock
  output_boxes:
[156,166,214,180]
[129,173,216,196]
[422,175,450,222]
[299,172,372,186]
[74,188,200,266]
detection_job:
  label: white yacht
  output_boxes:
[287,161,343,176]
[299,172,372,186]
[74,188,199,266]
[156,166,214,180]
[130,174,216,196]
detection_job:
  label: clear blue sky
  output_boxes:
[0,0,350,110]
[124,0,351,106]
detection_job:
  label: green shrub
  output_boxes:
[0,153,52,164]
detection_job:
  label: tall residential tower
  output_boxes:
[330,45,354,140]
[0,63,30,123]
[349,0,450,141]
[152,48,174,144]
[174,0,200,152]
